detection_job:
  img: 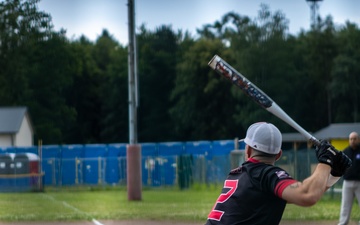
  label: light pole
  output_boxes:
[126,0,141,201]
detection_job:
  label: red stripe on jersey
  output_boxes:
[274,179,297,198]
[248,158,260,163]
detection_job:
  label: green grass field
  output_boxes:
[0,186,359,222]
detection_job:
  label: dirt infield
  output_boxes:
[0,220,358,225]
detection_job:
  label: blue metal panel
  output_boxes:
[208,140,235,183]
[157,142,184,185]
[0,147,16,154]
[184,141,212,155]
[140,143,158,156]
[106,144,127,185]
[238,140,245,150]
[107,143,127,157]
[83,144,107,185]
[158,142,184,156]
[15,146,38,154]
[140,143,158,186]
[41,145,61,185]
[211,140,235,156]
[83,144,107,158]
[60,145,84,185]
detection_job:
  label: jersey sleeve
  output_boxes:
[261,166,297,198]
[274,179,298,198]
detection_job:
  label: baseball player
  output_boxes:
[338,131,360,225]
[205,122,351,225]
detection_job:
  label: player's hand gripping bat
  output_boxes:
[208,55,320,147]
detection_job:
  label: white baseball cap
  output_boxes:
[244,122,282,154]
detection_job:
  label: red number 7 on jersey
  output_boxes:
[208,180,239,221]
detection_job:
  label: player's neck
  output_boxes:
[250,155,275,165]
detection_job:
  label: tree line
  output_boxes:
[1,0,359,145]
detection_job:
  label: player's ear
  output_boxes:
[275,149,282,161]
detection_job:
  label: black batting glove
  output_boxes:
[315,140,338,167]
[330,151,352,177]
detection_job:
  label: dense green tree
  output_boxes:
[137,25,179,142]
[65,30,127,144]
[192,5,298,138]
[295,16,338,131]
[63,36,98,143]
[330,22,360,122]
[28,34,77,144]
[230,5,298,133]
[100,34,128,143]
[83,30,118,143]
[170,39,237,140]
[0,0,76,144]
[2,1,360,144]
[0,0,52,105]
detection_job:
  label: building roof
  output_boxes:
[282,123,360,142]
[282,132,309,142]
[314,123,360,139]
[0,107,28,134]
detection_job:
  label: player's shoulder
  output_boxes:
[263,164,287,174]
[253,164,292,182]
[270,167,293,180]
[244,162,275,177]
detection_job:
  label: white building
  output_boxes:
[0,107,34,147]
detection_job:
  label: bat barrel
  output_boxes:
[209,55,321,148]
[208,55,274,109]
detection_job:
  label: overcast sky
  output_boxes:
[37,0,360,45]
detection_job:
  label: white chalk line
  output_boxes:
[41,194,104,225]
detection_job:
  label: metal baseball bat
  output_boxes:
[208,55,320,147]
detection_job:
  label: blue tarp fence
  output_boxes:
[0,140,242,188]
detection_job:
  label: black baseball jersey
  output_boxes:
[343,145,360,181]
[205,158,296,225]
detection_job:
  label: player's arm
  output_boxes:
[281,141,351,207]
[281,163,330,206]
